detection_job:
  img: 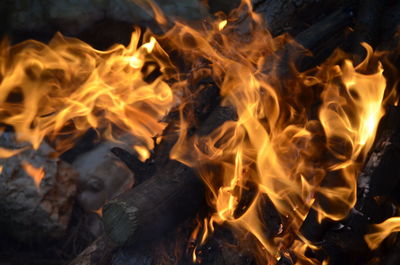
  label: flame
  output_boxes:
[218,20,227,31]
[0,0,396,263]
[0,28,174,153]
[365,217,400,249]
[314,44,386,221]
[168,3,389,262]
[22,161,45,190]
[94,207,103,217]
[0,146,27,158]
[134,145,150,161]
[0,165,3,173]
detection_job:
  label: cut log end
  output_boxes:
[103,201,139,245]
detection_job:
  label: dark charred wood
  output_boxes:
[259,194,284,239]
[102,160,204,246]
[68,236,117,265]
[300,208,332,243]
[294,5,354,52]
[357,106,400,205]
[380,1,400,48]
[350,0,383,64]
[253,0,352,37]
[110,220,255,265]
[265,6,354,78]
[102,104,238,247]
[110,147,151,184]
[380,235,400,265]
[153,78,221,169]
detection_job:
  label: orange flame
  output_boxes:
[0,0,396,263]
[0,28,174,154]
[22,162,45,190]
[168,4,390,262]
[0,146,27,158]
[94,207,103,217]
[365,217,400,250]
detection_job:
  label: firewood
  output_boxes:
[102,106,235,246]
[68,236,117,265]
[110,147,149,184]
[351,0,383,63]
[0,132,77,241]
[253,0,352,36]
[73,135,135,212]
[265,6,354,78]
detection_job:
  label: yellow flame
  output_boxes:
[365,217,400,250]
[22,162,45,190]
[218,20,227,31]
[0,28,174,153]
[134,145,150,161]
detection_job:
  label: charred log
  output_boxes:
[102,105,237,246]
[68,236,117,265]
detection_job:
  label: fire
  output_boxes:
[315,45,386,221]
[22,161,45,190]
[218,20,227,31]
[168,1,389,263]
[0,0,397,263]
[365,217,400,250]
[0,146,27,158]
[134,145,151,161]
[94,207,103,217]
[0,28,174,154]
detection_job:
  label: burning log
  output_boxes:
[102,6,354,248]
[356,106,400,208]
[102,106,236,246]
[102,160,204,246]
[0,133,77,241]
[301,106,400,263]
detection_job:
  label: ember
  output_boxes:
[1,0,400,265]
